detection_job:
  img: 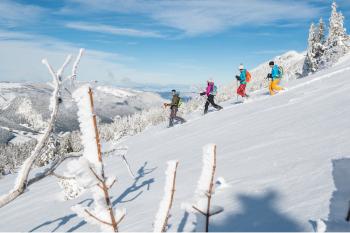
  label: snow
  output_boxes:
[72,85,100,167]
[153,160,178,232]
[1,53,350,231]
[194,144,216,200]
[96,86,136,99]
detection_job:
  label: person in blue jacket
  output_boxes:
[235,64,250,98]
[268,61,284,95]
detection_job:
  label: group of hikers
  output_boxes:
[164,61,285,127]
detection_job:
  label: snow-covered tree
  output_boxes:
[320,1,350,68]
[329,1,347,40]
[304,1,349,73]
[305,22,319,73]
[318,18,326,44]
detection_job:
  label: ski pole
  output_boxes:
[236,80,239,102]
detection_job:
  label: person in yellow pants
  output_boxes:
[268,61,284,95]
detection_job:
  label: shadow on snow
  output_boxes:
[210,190,303,232]
[322,158,350,232]
[29,199,93,232]
[29,162,156,232]
[112,161,156,206]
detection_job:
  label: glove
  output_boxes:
[266,73,272,79]
[200,92,206,96]
[235,75,240,81]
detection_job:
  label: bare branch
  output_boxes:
[89,167,104,184]
[116,213,126,225]
[192,205,207,216]
[209,208,224,217]
[85,209,112,226]
[108,179,117,190]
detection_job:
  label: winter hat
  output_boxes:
[207,78,214,84]
[238,64,244,70]
[269,61,275,66]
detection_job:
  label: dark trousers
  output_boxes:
[169,106,186,127]
[204,95,222,114]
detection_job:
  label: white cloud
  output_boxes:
[65,22,165,38]
[0,0,46,27]
[64,0,321,36]
[0,30,173,85]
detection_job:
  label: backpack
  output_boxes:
[278,66,284,78]
[211,85,218,96]
[246,70,252,83]
[178,97,183,107]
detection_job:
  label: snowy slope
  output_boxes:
[1,55,350,232]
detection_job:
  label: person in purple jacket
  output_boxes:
[200,79,223,114]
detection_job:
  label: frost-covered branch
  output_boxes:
[27,152,81,186]
[0,93,7,102]
[70,48,84,82]
[0,55,72,208]
[72,86,125,232]
[153,160,179,232]
[113,146,136,179]
[192,144,223,232]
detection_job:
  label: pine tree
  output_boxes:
[318,1,349,69]
[318,18,325,44]
[304,23,318,73]
[329,1,347,40]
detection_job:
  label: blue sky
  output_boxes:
[1,0,350,89]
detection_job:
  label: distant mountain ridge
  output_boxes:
[0,82,166,143]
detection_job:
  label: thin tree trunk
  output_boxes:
[162,162,178,232]
[88,88,118,232]
[205,145,216,232]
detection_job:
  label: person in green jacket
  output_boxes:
[164,89,186,127]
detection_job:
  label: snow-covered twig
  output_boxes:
[27,152,81,186]
[70,49,84,81]
[72,86,125,232]
[0,93,7,101]
[114,146,136,179]
[153,160,179,232]
[192,144,223,232]
[0,55,72,208]
[121,154,135,179]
